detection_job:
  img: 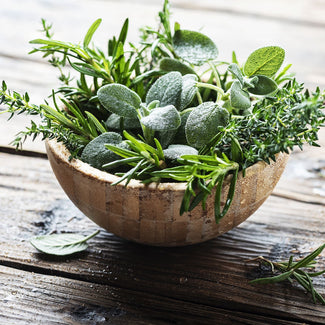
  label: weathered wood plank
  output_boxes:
[1,265,311,325]
[1,151,325,322]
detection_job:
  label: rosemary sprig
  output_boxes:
[250,244,325,305]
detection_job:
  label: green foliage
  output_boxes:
[180,74,198,110]
[145,71,183,109]
[229,81,251,110]
[163,144,198,160]
[81,132,127,170]
[244,46,285,77]
[30,230,99,256]
[140,105,181,131]
[173,29,218,65]
[159,57,196,75]
[185,102,229,148]
[97,84,141,118]
[251,243,325,305]
[1,0,324,224]
[247,75,278,95]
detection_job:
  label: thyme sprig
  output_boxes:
[250,244,325,305]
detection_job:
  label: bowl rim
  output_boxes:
[46,138,282,192]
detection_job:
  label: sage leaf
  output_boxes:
[230,81,251,110]
[145,71,182,109]
[98,84,141,118]
[185,102,229,149]
[180,74,198,110]
[141,105,181,131]
[228,63,244,86]
[173,29,218,66]
[244,46,285,77]
[163,144,198,160]
[159,58,196,75]
[157,129,177,149]
[81,132,127,170]
[247,75,278,95]
[105,113,140,130]
[30,230,100,256]
[173,109,192,144]
[83,18,102,48]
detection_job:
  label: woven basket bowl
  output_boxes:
[46,139,288,246]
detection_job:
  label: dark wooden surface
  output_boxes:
[1,0,325,324]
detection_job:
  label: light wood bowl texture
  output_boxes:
[46,139,289,246]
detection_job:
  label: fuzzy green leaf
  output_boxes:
[141,105,181,131]
[173,110,191,144]
[81,132,126,170]
[105,113,140,130]
[244,46,285,77]
[185,102,229,149]
[163,144,198,160]
[145,71,182,109]
[30,230,99,256]
[159,58,196,75]
[173,29,218,65]
[180,74,198,110]
[228,63,244,86]
[230,81,251,110]
[248,75,278,95]
[97,84,141,118]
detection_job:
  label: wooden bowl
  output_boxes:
[45,139,288,246]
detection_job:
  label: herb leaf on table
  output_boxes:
[30,230,100,256]
[250,244,325,305]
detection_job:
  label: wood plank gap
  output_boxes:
[0,146,47,158]
[0,51,48,65]
[1,258,324,324]
[271,191,325,207]
[96,0,325,29]
[171,4,325,29]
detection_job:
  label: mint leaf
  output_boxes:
[173,29,218,66]
[97,84,141,118]
[244,46,285,77]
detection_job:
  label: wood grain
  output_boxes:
[1,0,325,322]
[1,265,311,325]
[1,148,325,322]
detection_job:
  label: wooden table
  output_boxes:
[1,1,325,323]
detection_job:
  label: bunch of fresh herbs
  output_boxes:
[1,0,324,222]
